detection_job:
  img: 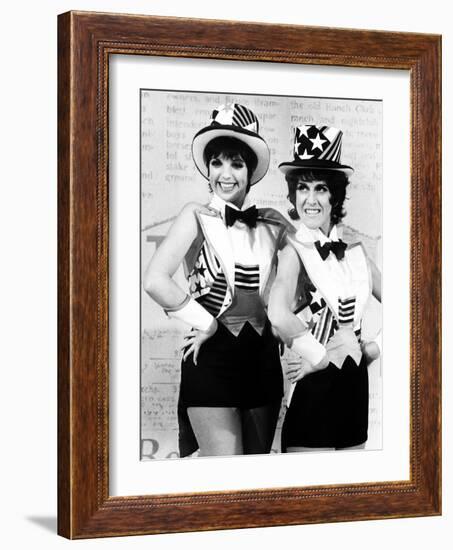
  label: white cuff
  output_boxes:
[166,297,215,332]
[290,331,327,366]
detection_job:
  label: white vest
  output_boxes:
[289,225,372,331]
[183,201,289,318]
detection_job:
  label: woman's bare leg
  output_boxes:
[187,407,243,457]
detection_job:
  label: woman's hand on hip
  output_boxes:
[182,318,218,365]
[285,358,316,382]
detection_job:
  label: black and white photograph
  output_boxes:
[140,90,383,460]
[1,0,447,545]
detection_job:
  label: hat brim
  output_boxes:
[192,125,270,185]
[278,159,354,176]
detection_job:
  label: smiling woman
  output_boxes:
[143,103,293,458]
[209,154,248,202]
[203,137,255,206]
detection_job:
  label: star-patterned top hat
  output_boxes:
[278,125,353,176]
[192,103,270,185]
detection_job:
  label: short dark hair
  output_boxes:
[285,169,349,224]
[203,136,258,192]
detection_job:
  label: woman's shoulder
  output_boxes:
[178,202,218,220]
[279,241,303,266]
[338,224,377,262]
[164,203,213,242]
[258,207,296,232]
[338,223,368,247]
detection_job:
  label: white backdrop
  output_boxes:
[0,1,450,548]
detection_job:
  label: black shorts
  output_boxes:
[178,320,283,456]
[281,354,369,450]
[180,320,283,408]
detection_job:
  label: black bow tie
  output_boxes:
[314,239,347,261]
[224,205,258,228]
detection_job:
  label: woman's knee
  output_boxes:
[187,407,243,456]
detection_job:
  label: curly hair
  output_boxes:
[285,169,350,225]
[203,136,257,193]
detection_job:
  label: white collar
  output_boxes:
[209,194,253,220]
[295,223,342,245]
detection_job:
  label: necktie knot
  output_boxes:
[225,205,258,228]
[314,239,347,261]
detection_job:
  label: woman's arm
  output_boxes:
[143,202,202,309]
[268,244,305,342]
[144,202,218,361]
[268,245,329,369]
[360,256,382,363]
[269,243,365,378]
[369,257,382,303]
[269,245,330,381]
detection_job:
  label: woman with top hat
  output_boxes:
[144,103,293,457]
[268,125,381,452]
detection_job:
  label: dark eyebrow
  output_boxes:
[314,183,328,190]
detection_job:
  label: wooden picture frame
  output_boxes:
[58,11,441,539]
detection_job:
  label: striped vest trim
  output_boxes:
[184,204,293,318]
[289,236,371,330]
